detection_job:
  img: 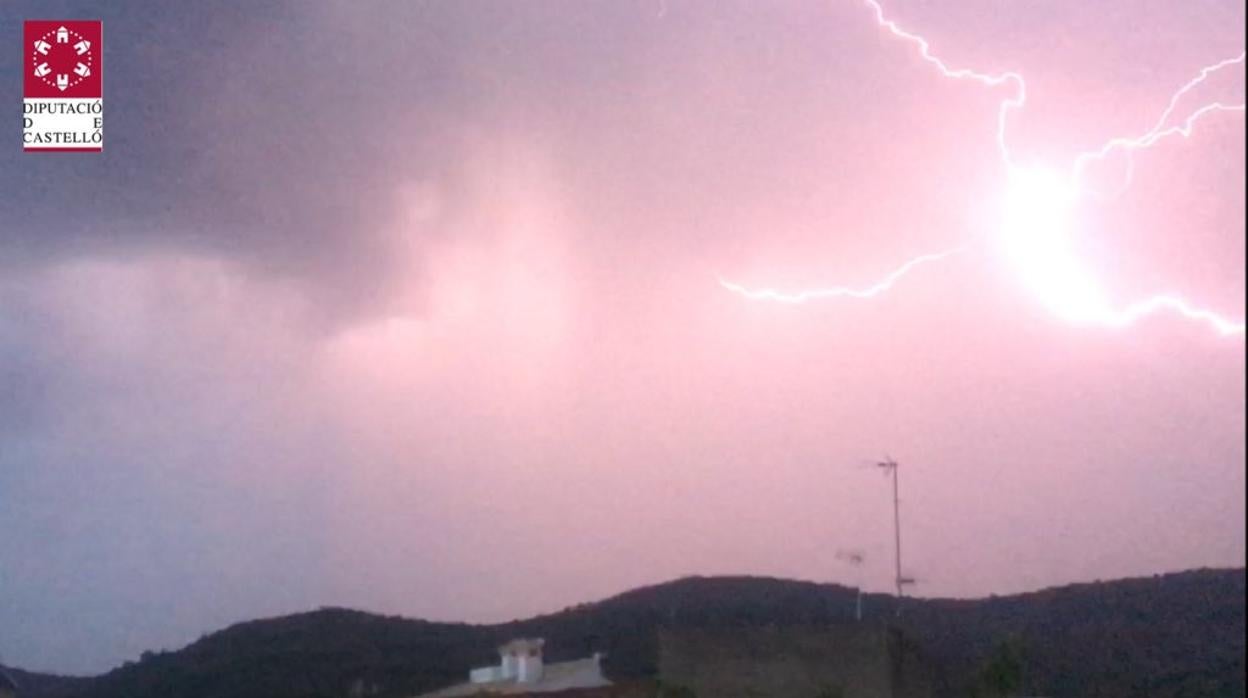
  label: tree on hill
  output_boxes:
[971,637,1025,698]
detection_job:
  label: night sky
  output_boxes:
[1,0,1244,675]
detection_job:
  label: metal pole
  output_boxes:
[874,456,910,616]
[892,458,902,602]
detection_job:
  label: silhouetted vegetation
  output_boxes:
[655,682,697,698]
[0,665,87,698]
[969,637,1024,698]
[8,568,1243,698]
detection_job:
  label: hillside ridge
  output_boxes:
[8,567,1243,698]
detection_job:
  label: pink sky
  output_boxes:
[0,0,1243,674]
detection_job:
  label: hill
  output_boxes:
[11,568,1244,698]
[0,665,88,698]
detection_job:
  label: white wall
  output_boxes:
[517,652,544,683]
[501,652,518,680]
[469,666,503,684]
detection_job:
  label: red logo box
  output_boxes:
[23,20,102,152]
[25,21,101,98]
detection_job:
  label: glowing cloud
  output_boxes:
[996,167,1105,326]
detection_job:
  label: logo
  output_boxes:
[23,20,102,152]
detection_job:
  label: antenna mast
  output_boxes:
[877,457,914,613]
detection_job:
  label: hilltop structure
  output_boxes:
[416,638,611,696]
[658,623,933,698]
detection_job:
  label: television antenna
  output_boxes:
[834,548,867,621]
[875,456,916,614]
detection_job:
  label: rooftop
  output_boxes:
[499,638,545,654]
[419,657,610,697]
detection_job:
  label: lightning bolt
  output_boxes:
[1106,297,1246,337]
[862,0,1025,169]
[1064,51,1246,335]
[1073,52,1246,195]
[719,247,961,304]
[721,0,1245,338]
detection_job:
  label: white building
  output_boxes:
[417,638,610,696]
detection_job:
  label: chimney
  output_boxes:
[516,639,545,684]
